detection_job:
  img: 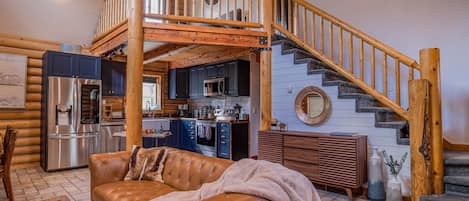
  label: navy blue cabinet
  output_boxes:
[102,60,126,96]
[44,51,101,79]
[179,119,196,151]
[217,121,249,160]
[217,122,231,159]
[169,68,190,99]
[159,120,180,148]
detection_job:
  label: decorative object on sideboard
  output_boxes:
[270,118,288,131]
[0,53,27,109]
[368,148,385,201]
[383,151,408,201]
[295,86,331,125]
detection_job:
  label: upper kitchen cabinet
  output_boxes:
[43,51,101,79]
[189,66,207,99]
[224,60,250,96]
[169,68,190,99]
[102,60,126,96]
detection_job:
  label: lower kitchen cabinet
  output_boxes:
[217,121,249,160]
[179,119,196,152]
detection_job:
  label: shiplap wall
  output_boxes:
[0,33,60,169]
[271,44,411,194]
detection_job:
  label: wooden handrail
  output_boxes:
[144,14,263,28]
[273,24,409,119]
[296,0,419,69]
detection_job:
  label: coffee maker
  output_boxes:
[177,104,188,117]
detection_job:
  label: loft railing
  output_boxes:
[94,0,265,42]
[95,0,129,42]
[272,0,421,120]
[144,0,263,28]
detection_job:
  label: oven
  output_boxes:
[203,78,225,97]
[196,120,217,157]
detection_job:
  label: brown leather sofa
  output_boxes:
[89,148,267,201]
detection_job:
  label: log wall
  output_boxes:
[0,34,60,169]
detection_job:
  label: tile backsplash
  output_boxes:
[188,96,250,115]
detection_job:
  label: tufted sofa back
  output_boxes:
[162,149,234,191]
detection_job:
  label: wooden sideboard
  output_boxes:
[258,130,367,200]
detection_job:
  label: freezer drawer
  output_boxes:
[47,133,99,171]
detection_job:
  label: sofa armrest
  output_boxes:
[89,151,131,191]
[202,193,268,201]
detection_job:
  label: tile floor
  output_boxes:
[0,167,366,201]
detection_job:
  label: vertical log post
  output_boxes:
[420,48,443,194]
[260,0,273,131]
[409,79,432,201]
[126,0,144,151]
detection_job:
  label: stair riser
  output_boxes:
[446,183,469,195]
[446,166,469,176]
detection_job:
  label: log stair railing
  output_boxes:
[271,0,445,199]
[272,0,421,121]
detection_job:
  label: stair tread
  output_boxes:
[445,176,469,186]
[359,106,394,112]
[421,193,469,201]
[445,151,469,165]
[376,121,407,125]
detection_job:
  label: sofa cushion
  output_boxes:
[124,147,168,182]
[93,181,176,201]
[162,150,233,191]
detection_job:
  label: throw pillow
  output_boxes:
[142,148,168,183]
[124,146,168,183]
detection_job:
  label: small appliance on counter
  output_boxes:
[177,104,189,117]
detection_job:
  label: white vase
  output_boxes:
[386,175,402,201]
[368,148,385,201]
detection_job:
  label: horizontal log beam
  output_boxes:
[0,36,60,51]
[11,162,40,170]
[0,46,44,59]
[16,137,40,147]
[144,44,192,64]
[14,145,40,155]
[143,23,268,48]
[169,47,251,68]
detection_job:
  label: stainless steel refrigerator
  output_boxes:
[43,76,101,171]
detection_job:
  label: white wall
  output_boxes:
[0,0,104,45]
[307,0,469,143]
[271,44,411,195]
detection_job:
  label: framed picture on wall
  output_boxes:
[0,53,27,109]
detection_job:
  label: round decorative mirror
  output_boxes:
[295,86,331,125]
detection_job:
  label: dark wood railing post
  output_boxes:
[420,48,444,194]
[260,0,273,131]
[125,0,144,150]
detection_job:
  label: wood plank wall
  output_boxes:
[144,62,187,115]
[0,34,60,170]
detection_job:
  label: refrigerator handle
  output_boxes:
[74,78,80,131]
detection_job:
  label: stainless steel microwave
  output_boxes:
[204,78,225,97]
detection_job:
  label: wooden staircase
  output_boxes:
[269,0,443,200]
[272,36,409,145]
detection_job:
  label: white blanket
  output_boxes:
[151,159,321,201]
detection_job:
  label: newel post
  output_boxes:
[409,79,432,201]
[420,48,444,194]
[125,0,144,150]
[259,0,273,131]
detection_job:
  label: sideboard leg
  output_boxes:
[345,188,353,201]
